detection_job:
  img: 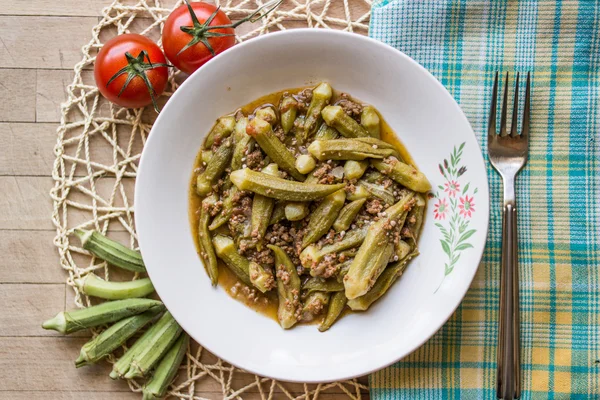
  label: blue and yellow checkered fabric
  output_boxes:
[369,1,600,398]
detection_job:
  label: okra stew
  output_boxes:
[190,82,431,331]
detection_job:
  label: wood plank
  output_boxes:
[0,0,109,17]
[0,177,54,230]
[0,123,58,176]
[0,69,36,122]
[0,283,65,337]
[0,392,140,400]
[36,70,74,123]
[0,16,97,69]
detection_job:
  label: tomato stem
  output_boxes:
[106,50,172,113]
[177,0,282,57]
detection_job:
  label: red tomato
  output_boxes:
[162,2,235,75]
[94,34,169,111]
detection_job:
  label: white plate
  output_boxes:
[136,29,489,383]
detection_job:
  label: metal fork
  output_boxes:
[488,71,531,400]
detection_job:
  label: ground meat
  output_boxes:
[365,199,384,215]
[232,196,252,217]
[383,178,394,189]
[208,201,223,217]
[337,93,363,119]
[310,253,338,278]
[245,149,264,170]
[249,248,275,265]
[315,229,337,248]
[313,163,332,179]
[345,183,356,195]
[276,265,290,284]
[264,223,304,265]
[273,125,286,142]
[295,88,313,112]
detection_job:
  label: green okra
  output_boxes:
[346,185,370,201]
[303,82,333,140]
[246,117,305,181]
[249,261,275,293]
[208,187,237,231]
[308,139,396,161]
[284,202,309,221]
[74,229,145,273]
[201,150,213,165]
[293,114,307,144]
[124,311,183,379]
[333,198,367,232]
[212,235,252,287]
[319,290,347,332]
[280,94,298,134]
[360,105,381,138]
[300,228,367,269]
[354,137,401,155]
[251,164,279,247]
[269,202,286,225]
[196,138,233,196]
[343,160,369,180]
[230,168,345,202]
[347,250,417,311]
[395,240,413,261]
[269,244,301,329]
[343,192,415,299]
[255,106,277,125]
[142,333,189,400]
[336,259,353,283]
[302,277,344,296]
[42,298,164,334]
[407,194,426,240]
[204,116,236,149]
[301,292,330,322]
[295,154,316,174]
[75,311,157,368]
[321,105,369,138]
[315,122,339,140]
[74,274,155,300]
[358,180,395,205]
[231,117,252,171]
[302,189,347,248]
[199,194,220,285]
[371,158,432,193]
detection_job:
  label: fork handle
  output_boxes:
[497,202,521,399]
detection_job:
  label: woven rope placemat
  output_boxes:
[50,0,370,398]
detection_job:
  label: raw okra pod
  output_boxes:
[360,106,381,138]
[198,194,220,285]
[204,116,236,149]
[42,298,164,334]
[212,235,252,287]
[268,244,301,329]
[302,189,346,248]
[230,168,345,202]
[319,291,347,332]
[196,138,233,196]
[75,274,155,300]
[371,158,432,193]
[321,105,368,138]
[75,311,156,367]
[142,333,189,400]
[246,117,305,181]
[280,95,298,134]
[308,139,395,161]
[303,82,333,140]
[74,229,145,273]
[333,198,367,232]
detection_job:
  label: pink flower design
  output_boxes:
[459,195,475,218]
[444,180,460,197]
[434,198,449,220]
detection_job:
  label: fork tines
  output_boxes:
[488,71,531,142]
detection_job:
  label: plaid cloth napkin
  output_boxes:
[368,1,599,398]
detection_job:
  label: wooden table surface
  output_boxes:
[0,0,370,398]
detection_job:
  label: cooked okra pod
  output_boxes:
[344,192,415,299]
[199,194,220,285]
[249,261,275,293]
[333,198,367,232]
[407,194,426,240]
[302,277,344,295]
[269,202,286,225]
[371,158,432,193]
[321,105,369,138]
[319,291,347,332]
[302,189,346,247]
[230,168,345,202]
[295,154,316,174]
[360,106,381,138]
[204,116,236,149]
[284,202,309,221]
[124,311,183,379]
[303,82,333,139]
[315,122,339,140]
[255,106,277,125]
[308,139,395,161]
[344,160,369,180]
[208,187,237,231]
[201,150,213,164]
[74,229,145,273]
[346,185,370,201]
[269,245,301,329]
[74,274,155,300]
[231,117,252,171]
[142,333,189,400]
[280,95,299,134]
[358,180,395,205]
[75,311,156,368]
[212,235,252,287]
[246,117,305,181]
[196,138,233,196]
[347,251,417,311]
[251,164,279,247]
[300,228,367,269]
[301,292,330,322]
[395,240,413,261]
[42,298,164,334]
